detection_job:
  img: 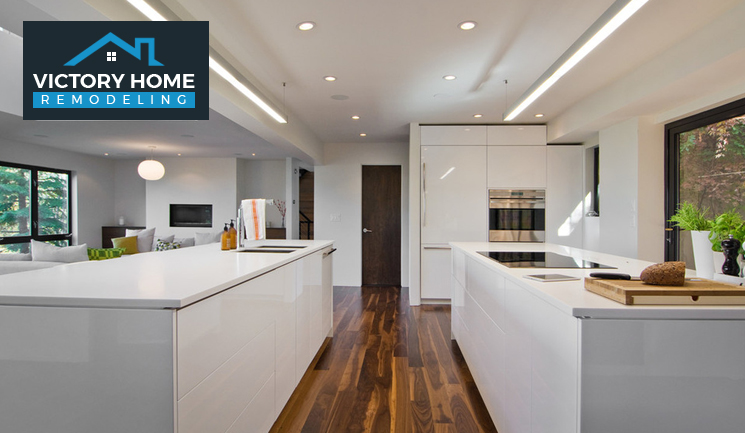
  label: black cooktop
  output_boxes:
[477,251,615,269]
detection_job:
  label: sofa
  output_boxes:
[0,253,63,276]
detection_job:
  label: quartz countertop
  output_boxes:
[0,240,333,310]
[451,242,745,320]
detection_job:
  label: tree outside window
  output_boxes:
[0,162,71,253]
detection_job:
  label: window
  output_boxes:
[107,51,116,62]
[665,98,745,261]
[0,162,72,253]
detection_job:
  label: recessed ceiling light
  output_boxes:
[104,153,109,156]
[360,133,367,137]
[177,153,182,156]
[324,76,337,82]
[535,113,545,118]
[297,21,315,31]
[252,153,256,156]
[473,114,483,118]
[459,21,477,30]
[443,75,457,81]
[351,115,360,120]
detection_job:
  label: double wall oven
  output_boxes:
[489,189,545,242]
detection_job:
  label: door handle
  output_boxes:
[363,228,373,233]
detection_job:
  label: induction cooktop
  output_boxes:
[477,251,615,269]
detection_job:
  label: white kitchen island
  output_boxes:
[0,240,334,433]
[450,242,745,433]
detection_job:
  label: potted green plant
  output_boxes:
[669,202,714,278]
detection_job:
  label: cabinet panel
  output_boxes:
[275,262,297,412]
[487,125,546,146]
[466,256,506,331]
[421,247,452,299]
[421,145,488,243]
[177,324,275,433]
[504,280,534,433]
[546,146,584,248]
[177,267,288,400]
[226,374,276,433]
[322,248,333,338]
[295,258,311,380]
[420,125,487,145]
[487,146,547,189]
[581,319,745,433]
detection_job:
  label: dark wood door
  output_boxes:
[362,165,401,286]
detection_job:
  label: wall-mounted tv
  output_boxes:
[170,204,212,228]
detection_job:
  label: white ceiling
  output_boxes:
[2,0,745,161]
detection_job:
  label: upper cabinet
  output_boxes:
[420,125,487,146]
[487,125,546,146]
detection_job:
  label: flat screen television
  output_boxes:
[170,204,212,228]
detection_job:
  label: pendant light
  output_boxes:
[138,146,165,180]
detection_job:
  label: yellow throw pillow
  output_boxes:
[111,236,139,255]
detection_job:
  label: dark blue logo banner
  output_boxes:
[23,21,208,120]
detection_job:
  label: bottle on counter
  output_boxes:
[221,223,230,251]
[229,219,237,250]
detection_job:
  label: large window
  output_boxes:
[0,161,72,253]
[665,98,745,262]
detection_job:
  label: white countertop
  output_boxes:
[0,240,334,310]
[451,242,745,320]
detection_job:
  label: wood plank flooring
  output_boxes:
[270,286,498,433]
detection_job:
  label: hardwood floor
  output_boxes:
[270,286,498,433]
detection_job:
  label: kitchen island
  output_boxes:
[451,242,745,433]
[0,240,334,433]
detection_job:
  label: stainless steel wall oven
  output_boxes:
[489,189,545,242]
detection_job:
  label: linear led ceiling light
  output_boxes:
[128,0,287,124]
[503,0,649,121]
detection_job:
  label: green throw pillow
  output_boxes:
[87,247,127,261]
[155,240,181,252]
[111,236,139,254]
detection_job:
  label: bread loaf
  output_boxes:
[640,261,686,286]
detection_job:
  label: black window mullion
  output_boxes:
[31,169,39,239]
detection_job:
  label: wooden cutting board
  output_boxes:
[584,277,745,305]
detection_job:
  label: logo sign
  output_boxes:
[23,21,208,120]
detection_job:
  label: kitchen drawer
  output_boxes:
[420,125,487,145]
[226,374,277,433]
[177,324,275,433]
[176,266,288,399]
[466,256,506,331]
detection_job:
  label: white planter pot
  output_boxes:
[690,230,714,279]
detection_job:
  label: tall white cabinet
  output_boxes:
[419,127,487,300]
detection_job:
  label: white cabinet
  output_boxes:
[421,247,452,299]
[487,146,547,188]
[487,125,546,146]
[453,253,578,433]
[546,145,584,248]
[421,145,488,243]
[421,125,487,145]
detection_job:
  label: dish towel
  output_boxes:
[241,199,266,241]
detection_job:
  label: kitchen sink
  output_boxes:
[254,245,307,249]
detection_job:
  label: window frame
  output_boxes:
[664,97,745,260]
[0,160,73,248]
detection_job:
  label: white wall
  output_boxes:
[239,159,286,228]
[0,138,115,248]
[114,160,146,226]
[315,142,410,287]
[594,117,664,261]
[146,158,238,238]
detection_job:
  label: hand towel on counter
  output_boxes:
[241,199,266,241]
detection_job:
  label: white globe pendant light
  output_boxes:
[138,146,165,180]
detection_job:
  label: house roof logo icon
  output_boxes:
[65,32,163,66]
